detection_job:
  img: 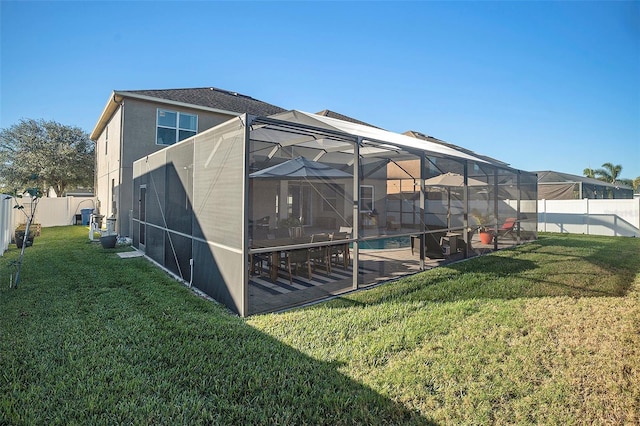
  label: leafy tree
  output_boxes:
[0,118,94,196]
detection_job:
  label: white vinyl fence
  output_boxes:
[538,198,640,238]
[12,196,97,228]
[0,196,98,254]
[1,195,15,255]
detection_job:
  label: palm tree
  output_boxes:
[583,167,596,179]
[594,162,622,184]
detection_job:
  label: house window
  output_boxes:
[156,109,197,145]
[322,184,342,212]
[104,126,108,155]
[360,185,374,212]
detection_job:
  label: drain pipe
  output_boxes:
[189,258,194,288]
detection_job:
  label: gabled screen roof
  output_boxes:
[256,110,496,166]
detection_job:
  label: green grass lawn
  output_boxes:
[1,226,638,425]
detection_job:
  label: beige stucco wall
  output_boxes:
[94,105,122,225]
[94,96,239,237]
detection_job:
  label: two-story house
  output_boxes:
[90,87,287,236]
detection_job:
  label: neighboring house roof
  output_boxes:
[403,130,510,167]
[91,87,287,140]
[536,170,633,189]
[535,170,634,199]
[314,109,382,129]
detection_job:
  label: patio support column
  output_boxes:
[463,162,469,259]
[493,169,499,251]
[352,138,360,290]
[419,155,426,270]
[516,171,522,243]
[241,115,251,318]
[578,181,582,199]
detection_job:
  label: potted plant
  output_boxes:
[14,224,35,249]
[470,209,495,245]
[99,234,117,249]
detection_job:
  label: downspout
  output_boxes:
[119,98,125,236]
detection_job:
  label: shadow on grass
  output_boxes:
[0,226,434,425]
[326,233,640,309]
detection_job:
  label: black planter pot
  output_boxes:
[100,234,117,249]
[15,231,34,249]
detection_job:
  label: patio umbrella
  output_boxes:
[249,156,352,179]
[250,156,352,226]
[423,172,486,188]
[423,172,487,228]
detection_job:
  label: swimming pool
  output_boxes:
[357,236,412,250]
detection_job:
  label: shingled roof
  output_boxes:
[122,87,287,117]
[91,87,288,140]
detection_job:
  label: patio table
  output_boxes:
[251,237,309,282]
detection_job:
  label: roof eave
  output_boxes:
[90,91,123,141]
[116,91,243,117]
[89,90,244,141]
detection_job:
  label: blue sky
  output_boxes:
[2,1,639,180]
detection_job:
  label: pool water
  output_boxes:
[357,236,412,250]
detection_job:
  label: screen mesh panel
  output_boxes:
[165,140,193,235]
[164,231,192,282]
[132,112,537,316]
[193,119,245,248]
[143,151,167,227]
[146,225,165,265]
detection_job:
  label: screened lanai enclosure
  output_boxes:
[132,111,537,316]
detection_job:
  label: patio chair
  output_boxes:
[424,232,445,259]
[249,252,270,277]
[329,231,350,270]
[285,248,312,285]
[274,227,290,239]
[497,217,517,240]
[309,233,332,275]
[251,215,270,240]
[386,215,400,230]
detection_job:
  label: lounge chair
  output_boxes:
[497,217,517,240]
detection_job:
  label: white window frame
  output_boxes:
[156,109,198,146]
[360,185,374,212]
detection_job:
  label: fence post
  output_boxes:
[585,198,589,235]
